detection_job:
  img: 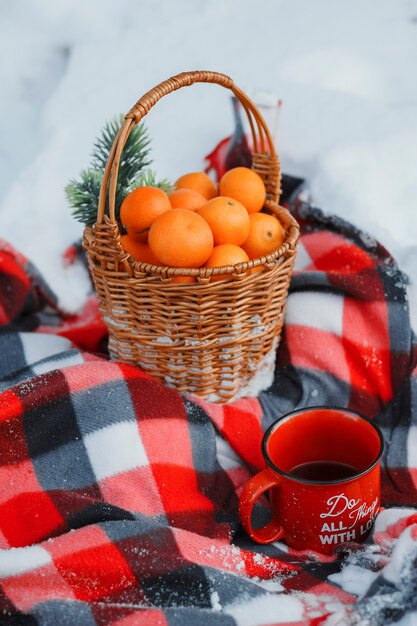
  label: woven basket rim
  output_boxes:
[84,200,299,280]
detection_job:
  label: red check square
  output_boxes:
[0,394,27,465]
[0,390,23,423]
[0,492,64,548]
[55,542,136,601]
[343,339,392,404]
[0,459,42,506]
[343,298,390,351]
[45,525,110,560]
[99,466,165,516]
[138,417,193,468]
[151,465,215,520]
[286,326,351,383]
[302,232,374,274]
[110,609,169,625]
[1,563,75,612]
[222,400,264,470]
[64,361,125,394]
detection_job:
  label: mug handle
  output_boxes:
[238,468,284,543]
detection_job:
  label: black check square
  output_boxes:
[32,439,97,491]
[23,393,81,458]
[0,332,26,379]
[72,379,137,436]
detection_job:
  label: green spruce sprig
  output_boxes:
[128,169,173,195]
[66,115,171,226]
[66,170,103,227]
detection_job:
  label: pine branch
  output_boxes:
[65,169,102,227]
[129,169,174,194]
[90,115,123,171]
[91,115,152,184]
[118,121,152,185]
[67,115,156,226]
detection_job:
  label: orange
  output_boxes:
[219,167,266,213]
[197,196,250,246]
[171,275,196,283]
[120,235,162,264]
[169,189,207,211]
[204,244,249,280]
[120,186,171,241]
[242,213,286,259]
[148,208,213,268]
[175,172,218,200]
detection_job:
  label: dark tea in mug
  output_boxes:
[289,461,358,481]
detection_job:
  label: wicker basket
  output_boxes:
[83,70,299,403]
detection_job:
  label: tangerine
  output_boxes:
[204,244,249,280]
[169,188,207,211]
[175,172,218,200]
[120,235,162,265]
[171,275,196,283]
[242,213,286,259]
[197,196,250,246]
[219,167,266,213]
[120,186,171,242]
[148,209,213,268]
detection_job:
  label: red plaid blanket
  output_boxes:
[0,198,416,626]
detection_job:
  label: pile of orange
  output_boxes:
[120,166,286,281]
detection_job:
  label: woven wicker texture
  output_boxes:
[83,70,299,402]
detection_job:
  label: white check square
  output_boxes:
[294,242,314,271]
[0,545,51,577]
[407,426,417,468]
[20,333,72,365]
[85,421,149,481]
[286,291,344,337]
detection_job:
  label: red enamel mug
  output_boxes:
[239,407,384,555]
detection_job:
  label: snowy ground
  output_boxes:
[0,0,416,323]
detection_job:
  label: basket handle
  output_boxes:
[97,70,281,224]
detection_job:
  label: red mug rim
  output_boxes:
[261,405,385,486]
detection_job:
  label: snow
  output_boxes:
[226,593,304,625]
[210,590,222,611]
[374,507,417,533]
[382,526,416,584]
[395,614,417,626]
[0,0,416,319]
[325,508,417,626]
[329,563,378,598]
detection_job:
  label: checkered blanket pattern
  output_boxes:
[0,198,416,626]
